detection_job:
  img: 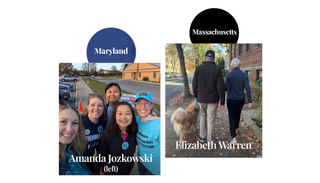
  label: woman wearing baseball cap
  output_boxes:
[134,91,160,175]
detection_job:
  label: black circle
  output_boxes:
[190,8,239,43]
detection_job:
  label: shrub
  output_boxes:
[249,80,262,105]
[249,80,262,128]
[142,76,149,81]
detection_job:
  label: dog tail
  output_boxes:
[170,108,186,135]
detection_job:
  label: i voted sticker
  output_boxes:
[122,142,129,150]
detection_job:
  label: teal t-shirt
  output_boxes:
[65,148,90,175]
[136,115,160,175]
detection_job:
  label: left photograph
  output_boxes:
[59,63,161,175]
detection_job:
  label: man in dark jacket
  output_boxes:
[192,50,225,144]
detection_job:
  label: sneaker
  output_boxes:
[198,136,206,143]
[230,137,237,144]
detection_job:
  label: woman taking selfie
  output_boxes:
[59,102,91,175]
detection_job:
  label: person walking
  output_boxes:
[224,58,252,144]
[192,50,225,144]
[59,102,92,175]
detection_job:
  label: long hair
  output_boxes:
[150,105,160,117]
[59,103,87,162]
[81,94,106,119]
[106,102,137,136]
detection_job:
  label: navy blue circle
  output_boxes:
[87,28,136,63]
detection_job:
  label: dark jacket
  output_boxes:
[192,61,225,104]
[94,128,137,175]
[224,68,252,103]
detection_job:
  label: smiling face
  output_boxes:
[105,85,121,105]
[87,97,104,121]
[135,98,153,118]
[116,105,133,132]
[59,108,79,145]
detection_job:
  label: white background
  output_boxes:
[1,0,319,182]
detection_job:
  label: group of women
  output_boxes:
[59,82,160,175]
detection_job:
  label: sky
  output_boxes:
[72,63,124,71]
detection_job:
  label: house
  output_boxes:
[122,63,160,82]
[229,43,262,81]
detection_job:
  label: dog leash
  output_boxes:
[195,98,201,122]
[194,98,200,111]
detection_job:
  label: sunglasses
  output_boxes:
[135,102,151,107]
[89,93,103,97]
[59,100,78,109]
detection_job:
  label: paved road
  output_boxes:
[165,75,193,106]
[92,78,161,105]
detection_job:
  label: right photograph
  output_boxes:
[165,43,262,158]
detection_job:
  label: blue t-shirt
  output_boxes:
[81,116,106,157]
[136,115,160,175]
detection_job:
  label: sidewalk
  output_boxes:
[75,77,93,110]
[165,87,262,158]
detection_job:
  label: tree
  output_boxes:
[59,63,73,75]
[99,68,104,76]
[166,44,180,74]
[175,44,192,98]
[183,44,216,72]
[82,63,97,76]
[82,63,90,76]
[111,65,117,76]
[89,63,97,75]
[120,63,129,71]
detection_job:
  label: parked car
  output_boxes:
[165,72,172,78]
[59,80,74,91]
[91,75,94,78]
[59,99,78,109]
[66,73,79,78]
[174,73,182,77]
[59,84,72,100]
[59,74,79,82]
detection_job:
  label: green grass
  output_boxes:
[98,75,122,79]
[82,77,160,112]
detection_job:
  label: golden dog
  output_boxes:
[170,101,199,142]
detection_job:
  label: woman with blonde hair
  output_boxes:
[59,102,91,175]
[81,94,107,173]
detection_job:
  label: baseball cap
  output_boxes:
[205,50,215,58]
[134,91,153,103]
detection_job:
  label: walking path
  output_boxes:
[165,87,262,158]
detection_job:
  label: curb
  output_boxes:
[244,118,262,141]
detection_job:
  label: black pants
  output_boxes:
[227,99,245,138]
